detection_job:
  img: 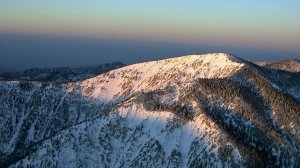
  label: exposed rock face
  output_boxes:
[0,53,299,168]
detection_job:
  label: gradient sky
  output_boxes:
[0,1,299,70]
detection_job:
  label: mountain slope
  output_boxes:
[0,53,299,168]
[0,62,125,83]
[256,59,300,100]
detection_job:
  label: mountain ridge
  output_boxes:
[0,53,299,167]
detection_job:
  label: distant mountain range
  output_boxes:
[0,68,5,73]
[256,59,300,73]
[0,62,125,82]
[0,53,299,167]
[0,68,13,73]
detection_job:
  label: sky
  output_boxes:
[0,0,299,71]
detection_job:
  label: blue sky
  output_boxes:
[0,1,299,70]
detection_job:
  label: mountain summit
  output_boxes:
[0,53,299,167]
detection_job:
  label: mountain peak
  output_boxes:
[154,53,243,65]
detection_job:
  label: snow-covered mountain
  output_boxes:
[0,53,299,168]
[0,62,125,83]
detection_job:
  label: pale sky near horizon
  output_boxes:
[0,1,299,70]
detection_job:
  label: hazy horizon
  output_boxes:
[0,1,300,71]
[1,32,300,72]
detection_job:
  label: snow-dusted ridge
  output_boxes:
[78,53,245,101]
[0,53,299,168]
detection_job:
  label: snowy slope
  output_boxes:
[0,53,299,168]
